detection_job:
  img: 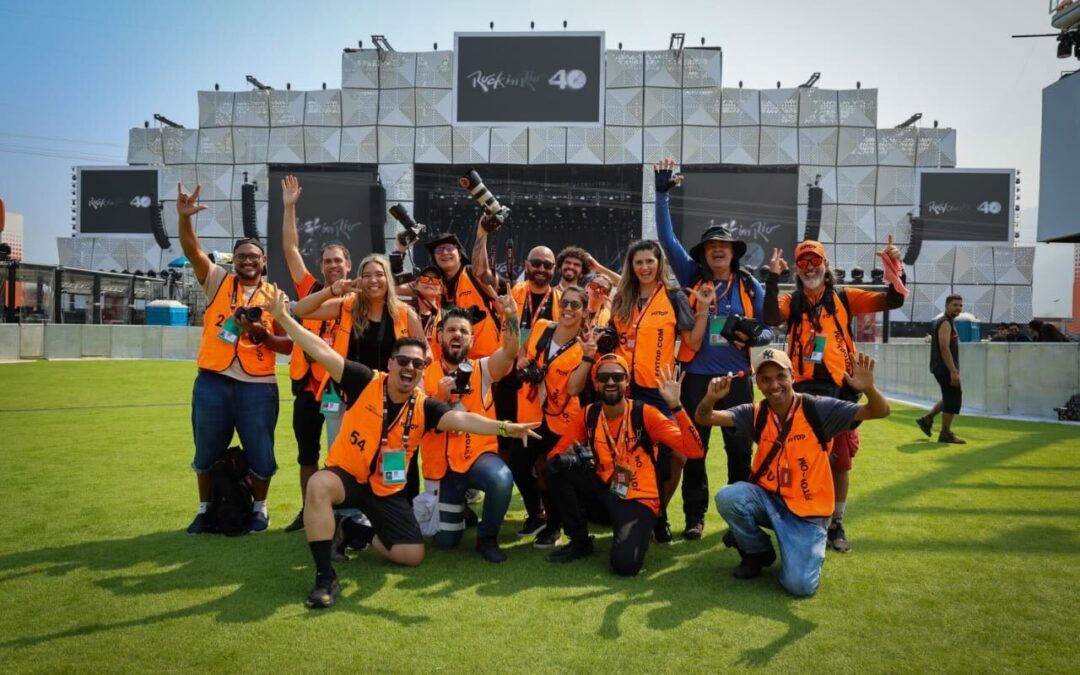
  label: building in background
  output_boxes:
[2,212,24,261]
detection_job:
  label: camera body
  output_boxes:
[233,306,262,323]
[388,251,415,285]
[388,203,426,245]
[720,314,762,343]
[517,359,546,385]
[458,170,510,233]
[594,326,619,355]
[552,442,597,473]
[451,361,473,396]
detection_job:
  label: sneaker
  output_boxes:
[465,488,483,504]
[304,575,341,610]
[248,511,270,534]
[475,536,507,564]
[546,536,595,563]
[186,512,208,535]
[653,516,673,544]
[533,525,561,549]
[828,520,851,553]
[916,415,933,438]
[683,521,705,541]
[516,514,547,538]
[733,547,777,579]
[284,508,305,532]
[938,430,967,444]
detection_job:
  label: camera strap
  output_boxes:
[369,379,417,485]
[748,396,801,487]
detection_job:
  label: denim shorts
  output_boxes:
[191,370,279,479]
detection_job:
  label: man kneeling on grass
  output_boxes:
[266,287,540,609]
[694,348,889,596]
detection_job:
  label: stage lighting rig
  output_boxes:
[799,72,821,88]
[343,40,363,54]
[895,113,922,129]
[246,75,272,91]
[153,114,183,128]
[669,33,685,58]
[1011,27,1080,61]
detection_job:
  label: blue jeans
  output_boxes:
[714,481,828,597]
[191,370,279,479]
[434,453,513,546]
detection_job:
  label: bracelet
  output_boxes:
[498,420,508,437]
[695,312,709,319]
[583,355,596,364]
[670,405,684,414]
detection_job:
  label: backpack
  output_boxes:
[585,399,655,466]
[747,395,830,482]
[204,446,253,536]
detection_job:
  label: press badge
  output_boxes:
[809,335,826,363]
[610,464,634,498]
[708,314,728,346]
[381,448,407,485]
[319,386,342,416]
[217,316,241,344]
[520,327,531,346]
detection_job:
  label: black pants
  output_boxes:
[494,374,520,458]
[680,372,753,523]
[292,389,324,467]
[544,460,656,576]
[508,421,559,520]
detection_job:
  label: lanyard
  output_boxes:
[229,277,265,312]
[524,287,553,328]
[630,286,662,339]
[710,278,735,315]
[600,406,631,463]
[380,379,417,448]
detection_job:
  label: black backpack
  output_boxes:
[204,446,253,536]
[584,399,656,466]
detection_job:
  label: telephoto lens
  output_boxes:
[388,203,425,244]
[458,169,510,232]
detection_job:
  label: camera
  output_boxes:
[551,442,597,473]
[388,203,426,246]
[451,362,473,396]
[458,169,510,233]
[233,306,262,323]
[388,251,415,284]
[720,314,763,343]
[594,326,619,355]
[517,359,546,385]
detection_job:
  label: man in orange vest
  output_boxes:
[695,348,890,596]
[279,174,354,532]
[763,239,905,553]
[541,356,704,575]
[176,183,294,535]
[264,286,541,609]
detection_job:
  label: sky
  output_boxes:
[0,0,1068,264]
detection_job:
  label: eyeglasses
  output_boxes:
[595,371,628,383]
[434,244,457,255]
[795,255,824,270]
[559,298,583,310]
[391,355,426,369]
[528,259,555,270]
[233,253,262,262]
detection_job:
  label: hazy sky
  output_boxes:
[0,0,1066,263]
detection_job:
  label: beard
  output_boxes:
[529,270,551,286]
[600,388,624,405]
[561,268,578,283]
[441,343,468,365]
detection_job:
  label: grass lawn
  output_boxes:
[0,359,1077,673]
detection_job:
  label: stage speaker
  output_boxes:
[369,182,387,253]
[903,215,924,265]
[804,185,823,241]
[150,202,170,249]
[240,183,258,239]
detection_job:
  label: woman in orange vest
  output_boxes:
[609,240,704,543]
[584,275,613,334]
[512,285,593,549]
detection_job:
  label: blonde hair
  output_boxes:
[351,254,403,337]
[611,240,676,323]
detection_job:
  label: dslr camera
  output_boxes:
[450,362,473,396]
[387,251,414,285]
[720,314,763,343]
[516,359,546,385]
[388,203,426,246]
[458,169,510,233]
[233,306,262,323]
[551,442,597,473]
[594,326,619,355]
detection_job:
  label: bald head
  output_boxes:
[525,246,556,289]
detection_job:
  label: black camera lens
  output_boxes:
[452,362,473,395]
[235,306,262,322]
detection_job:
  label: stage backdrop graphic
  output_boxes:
[453,32,605,126]
[77,167,159,236]
[411,164,641,278]
[668,165,799,273]
[266,164,383,294]
[916,168,1014,242]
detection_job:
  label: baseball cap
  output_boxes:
[752,347,793,372]
[590,353,630,384]
[794,240,826,260]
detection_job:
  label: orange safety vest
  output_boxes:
[584,400,663,505]
[197,273,277,377]
[314,297,410,400]
[676,274,755,363]
[750,397,834,518]
[517,319,583,435]
[325,372,428,496]
[419,358,497,479]
[511,281,561,329]
[611,288,682,389]
[784,287,856,387]
[287,275,336,389]
[447,267,500,359]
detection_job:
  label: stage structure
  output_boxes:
[62,34,1035,324]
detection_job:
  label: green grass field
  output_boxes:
[0,360,1077,673]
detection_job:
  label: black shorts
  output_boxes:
[325,467,423,548]
[293,389,324,466]
[933,371,962,415]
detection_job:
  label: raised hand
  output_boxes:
[329,278,352,298]
[657,364,685,409]
[705,375,733,403]
[653,158,684,193]
[579,327,599,358]
[176,183,208,217]
[690,282,716,312]
[505,421,543,446]
[282,175,302,207]
[266,284,290,320]
[843,352,877,392]
[768,248,788,275]
[879,233,902,263]
[495,294,517,319]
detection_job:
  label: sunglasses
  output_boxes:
[434,244,458,255]
[391,355,426,369]
[596,371,628,383]
[528,259,555,270]
[559,299,583,310]
[417,275,442,286]
[588,283,610,293]
[796,255,824,270]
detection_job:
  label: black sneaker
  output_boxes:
[916,415,933,438]
[683,521,705,541]
[516,514,547,538]
[533,525,561,549]
[653,516,673,544]
[828,520,851,553]
[284,508,305,532]
[938,430,967,444]
[546,536,595,563]
[475,535,507,563]
[305,575,341,610]
[186,512,208,535]
[733,547,777,579]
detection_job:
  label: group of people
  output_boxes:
[174,158,917,609]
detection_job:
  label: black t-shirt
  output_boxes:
[522,290,556,330]
[336,360,451,434]
[929,315,959,375]
[346,305,398,372]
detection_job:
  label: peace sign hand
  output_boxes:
[579,327,599,358]
[769,248,788,275]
